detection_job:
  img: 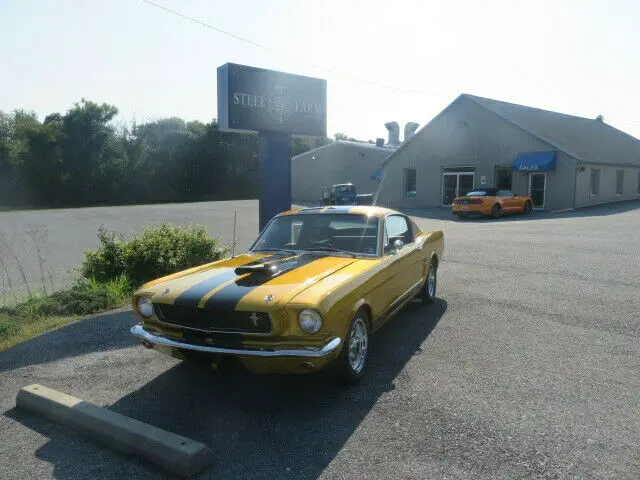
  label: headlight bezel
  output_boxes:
[297,308,323,334]
[136,296,154,318]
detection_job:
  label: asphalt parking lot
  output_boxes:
[1,200,639,479]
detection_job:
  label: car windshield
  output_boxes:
[333,185,354,194]
[251,213,379,255]
[466,189,497,196]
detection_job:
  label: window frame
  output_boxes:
[403,168,417,197]
[616,169,624,196]
[382,214,414,254]
[590,168,600,196]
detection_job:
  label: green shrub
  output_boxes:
[81,223,228,288]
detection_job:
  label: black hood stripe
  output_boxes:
[173,255,275,308]
[173,268,239,308]
[203,255,321,310]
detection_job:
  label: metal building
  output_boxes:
[377,94,640,211]
[292,121,419,203]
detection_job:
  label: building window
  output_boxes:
[590,168,600,195]
[495,166,512,190]
[404,169,416,197]
[616,170,624,195]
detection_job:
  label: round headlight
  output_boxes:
[136,296,154,318]
[298,309,323,334]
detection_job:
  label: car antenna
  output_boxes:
[232,210,237,258]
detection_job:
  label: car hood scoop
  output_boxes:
[234,256,313,279]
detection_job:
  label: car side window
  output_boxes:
[384,215,413,252]
[498,190,514,197]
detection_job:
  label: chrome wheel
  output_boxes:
[427,266,437,298]
[347,318,368,374]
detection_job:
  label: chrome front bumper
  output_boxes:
[130,324,341,358]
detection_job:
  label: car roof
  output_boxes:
[279,205,397,218]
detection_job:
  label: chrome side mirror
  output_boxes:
[393,239,404,251]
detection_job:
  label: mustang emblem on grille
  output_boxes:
[264,294,275,303]
[249,313,260,328]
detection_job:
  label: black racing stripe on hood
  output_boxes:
[203,255,321,310]
[173,256,273,308]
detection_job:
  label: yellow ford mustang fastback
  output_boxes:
[131,206,444,383]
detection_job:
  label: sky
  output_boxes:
[1,0,640,142]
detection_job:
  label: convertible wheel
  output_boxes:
[336,310,369,384]
[491,204,502,218]
[421,261,437,305]
[523,201,532,215]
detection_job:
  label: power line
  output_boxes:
[140,0,443,97]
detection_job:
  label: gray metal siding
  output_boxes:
[378,97,578,210]
[574,163,640,208]
[292,143,391,203]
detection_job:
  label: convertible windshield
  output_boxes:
[466,189,497,196]
[251,213,380,255]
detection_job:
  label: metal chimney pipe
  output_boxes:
[404,122,419,142]
[385,121,400,146]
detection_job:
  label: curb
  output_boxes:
[16,384,214,477]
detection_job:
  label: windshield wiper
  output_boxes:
[302,246,357,258]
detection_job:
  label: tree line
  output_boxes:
[0,99,365,208]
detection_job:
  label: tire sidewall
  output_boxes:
[492,204,502,218]
[422,261,437,304]
[336,311,370,384]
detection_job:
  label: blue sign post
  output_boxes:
[217,63,327,231]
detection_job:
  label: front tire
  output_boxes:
[336,310,369,384]
[421,261,437,305]
[491,204,502,218]
[523,201,532,215]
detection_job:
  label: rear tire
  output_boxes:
[421,261,437,305]
[523,201,532,215]
[456,213,468,219]
[491,204,502,218]
[336,310,370,385]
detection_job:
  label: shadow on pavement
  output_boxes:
[8,299,447,479]
[0,310,137,373]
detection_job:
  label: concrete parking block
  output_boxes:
[16,384,213,478]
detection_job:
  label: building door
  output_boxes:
[495,166,512,190]
[442,172,475,205]
[529,173,546,208]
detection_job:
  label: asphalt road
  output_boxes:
[0,200,260,300]
[1,200,639,479]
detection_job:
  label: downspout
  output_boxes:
[572,159,578,209]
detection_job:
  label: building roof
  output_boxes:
[463,94,640,166]
[385,94,640,168]
[292,139,397,160]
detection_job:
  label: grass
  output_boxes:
[0,313,79,352]
[0,275,132,352]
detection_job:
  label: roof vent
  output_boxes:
[375,138,384,147]
[404,122,419,142]
[596,114,604,122]
[384,121,400,146]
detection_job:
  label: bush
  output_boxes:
[81,223,228,288]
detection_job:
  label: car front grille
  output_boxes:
[153,303,271,334]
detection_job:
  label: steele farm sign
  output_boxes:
[217,63,327,137]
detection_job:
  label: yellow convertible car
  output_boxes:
[131,206,444,383]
